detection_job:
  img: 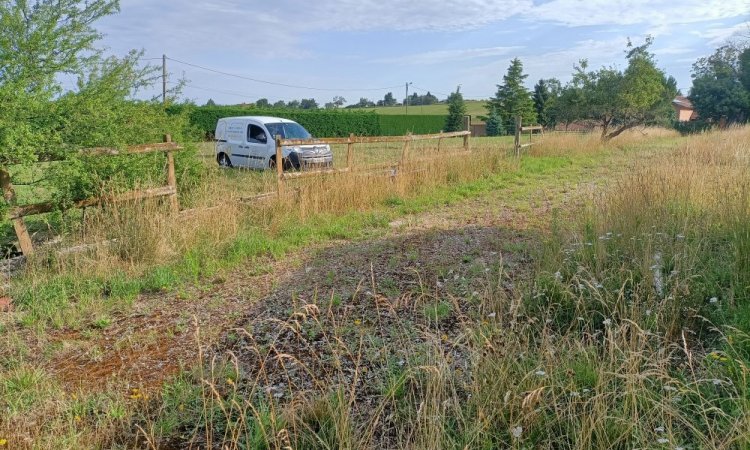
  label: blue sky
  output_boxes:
[95,0,749,105]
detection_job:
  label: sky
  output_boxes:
[94,0,750,105]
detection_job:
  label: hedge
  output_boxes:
[170,105,449,138]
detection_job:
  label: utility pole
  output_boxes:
[162,54,167,106]
[405,82,412,115]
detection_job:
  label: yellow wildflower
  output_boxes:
[354,319,362,326]
[74,415,82,423]
[226,378,235,386]
[0,438,7,446]
[441,334,449,342]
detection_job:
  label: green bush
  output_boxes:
[171,105,449,138]
[673,119,712,135]
[171,106,380,138]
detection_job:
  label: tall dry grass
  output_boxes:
[134,126,750,449]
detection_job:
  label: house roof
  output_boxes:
[672,96,694,110]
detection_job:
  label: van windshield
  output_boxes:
[265,123,312,140]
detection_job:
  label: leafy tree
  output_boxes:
[444,88,467,132]
[255,98,270,108]
[354,97,375,108]
[0,0,200,211]
[488,58,537,128]
[299,98,319,109]
[383,92,397,106]
[690,44,749,124]
[533,78,561,128]
[287,99,301,109]
[565,38,677,141]
[205,98,216,106]
[421,91,439,105]
[331,96,346,108]
[273,100,286,108]
[740,48,750,92]
[485,106,504,136]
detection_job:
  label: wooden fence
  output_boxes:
[274,130,471,193]
[1,135,183,256]
[514,116,544,157]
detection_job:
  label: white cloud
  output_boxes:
[297,0,533,31]
[371,46,522,65]
[530,0,749,28]
[692,22,750,45]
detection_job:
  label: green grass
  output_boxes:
[347,100,489,120]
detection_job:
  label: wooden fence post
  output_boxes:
[164,134,179,213]
[347,133,354,170]
[275,135,284,194]
[0,168,33,256]
[400,133,412,172]
[514,116,522,157]
[463,132,470,153]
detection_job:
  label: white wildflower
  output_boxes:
[657,438,669,444]
[554,271,562,281]
[646,309,652,316]
[511,426,523,438]
[654,426,665,433]
[712,379,722,386]
[603,318,612,326]
[471,291,479,297]
[487,312,496,318]
[663,386,677,392]
[676,234,685,240]
[569,391,580,397]
[709,297,718,304]
[535,370,546,377]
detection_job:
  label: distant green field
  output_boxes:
[349,100,489,121]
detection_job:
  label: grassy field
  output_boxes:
[347,100,489,120]
[1,128,749,449]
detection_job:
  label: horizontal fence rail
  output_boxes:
[514,117,545,156]
[1,135,183,256]
[274,130,471,192]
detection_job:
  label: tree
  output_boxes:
[485,106,504,136]
[422,91,439,105]
[273,100,286,108]
[565,38,677,141]
[287,99,301,109]
[0,0,199,211]
[205,98,216,107]
[533,78,561,128]
[488,58,537,129]
[444,87,467,132]
[255,98,270,108]
[299,98,319,109]
[689,44,749,124]
[383,92,397,106]
[331,96,346,108]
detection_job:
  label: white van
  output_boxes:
[214,116,333,170]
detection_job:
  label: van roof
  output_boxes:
[217,116,298,125]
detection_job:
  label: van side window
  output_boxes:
[247,124,267,144]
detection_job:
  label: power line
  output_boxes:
[166,56,402,92]
[175,81,262,100]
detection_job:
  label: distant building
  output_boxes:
[672,96,698,122]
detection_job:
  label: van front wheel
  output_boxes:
[218,153,232,168]
[269,157,294,171]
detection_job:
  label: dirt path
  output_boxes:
[39,153,613,396]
